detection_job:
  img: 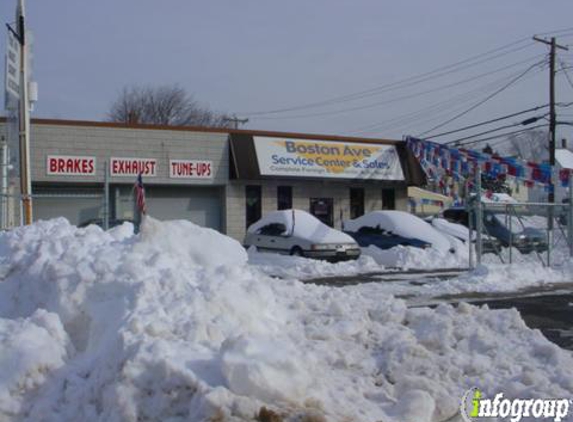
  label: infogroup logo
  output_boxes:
[460,388,571,422]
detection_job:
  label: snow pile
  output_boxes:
[247,247,381,279]
[362,243,468,269]
[1,217,572,422]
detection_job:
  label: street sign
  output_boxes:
[5,29,20,107]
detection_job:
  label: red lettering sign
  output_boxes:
[169,160,213,179]
[110,158,157,177]
[46,156,96,176]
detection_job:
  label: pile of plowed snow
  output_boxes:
[0,217,572,422]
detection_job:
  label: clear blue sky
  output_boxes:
[2,0,573,142]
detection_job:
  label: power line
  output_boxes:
[417,58,547,137]
[447,124,549,147]
[349,62,547,135]
[560,60,573,91]
[443,116,548,145]
[251,55,545,121]
[424,105,549,140]
[240,38,536,116]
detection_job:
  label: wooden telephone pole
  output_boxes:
[533,36,568,206]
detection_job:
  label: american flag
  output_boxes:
[134,173,147,215]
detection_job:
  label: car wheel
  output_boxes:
[290,246,303,257]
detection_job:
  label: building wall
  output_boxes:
[226,179,407,241]
[30,123,229,185]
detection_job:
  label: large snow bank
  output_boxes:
[1,217,572,422]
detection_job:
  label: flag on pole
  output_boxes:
[134,173,147,215]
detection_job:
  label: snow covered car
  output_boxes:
[343,225,431,250]
[343,210,456,253]
[442,208,547,254]
[429,217,501,254]
[244,209,361,262]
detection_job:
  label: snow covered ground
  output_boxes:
[1,218,572,422]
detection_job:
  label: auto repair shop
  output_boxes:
[1,119,425,241]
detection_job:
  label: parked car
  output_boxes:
[343,210,456,253]
[429,216,501,254]
[78,218,134,229]
[244,209,361,262]
[442,207,547,254]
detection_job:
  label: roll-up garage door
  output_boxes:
[33,186,104,226]
[145,186,222,231]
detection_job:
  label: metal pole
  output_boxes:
[103,160,109,230]
[17,0,32,224]
[569,173,573,257]
[467,184,474,269]
[0,137,7,229]
[476,168,483,265]
[508,203,513,264]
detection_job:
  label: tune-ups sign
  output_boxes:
[47,155,96,175]
[169,160,213,179]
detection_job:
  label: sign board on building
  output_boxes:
[47,155,96,176]
[5,29,20,108]
[110,157,157,177]
[253,136,405,180]
[169,160,213,179]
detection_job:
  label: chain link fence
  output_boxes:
[467,199,573,267]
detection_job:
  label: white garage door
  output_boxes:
[145,186,223,231]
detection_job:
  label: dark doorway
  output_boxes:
[310,198,334,227]
[350,188,365,219]
[277,186,292,210]
[382,188,396,210]
[245,185,262,228]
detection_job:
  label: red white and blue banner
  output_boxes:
[406,136,572,193]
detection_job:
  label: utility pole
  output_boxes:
[533,36,568,204]
[223,115,249,129]
[10,0,32,224]
[534,36,568,245]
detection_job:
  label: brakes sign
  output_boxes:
[169,160,213,179]
[47,155,96,175]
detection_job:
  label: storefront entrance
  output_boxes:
[310,198,334,227]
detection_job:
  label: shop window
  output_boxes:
[382,189,395,210]
[350,188,364,219]
[310,198,334,227]
[277,186,292,210]
[245,185,262,228]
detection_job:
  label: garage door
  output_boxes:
[145,186,223,231]
[33,186,104,226]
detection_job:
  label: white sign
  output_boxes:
[169,160,213,179]
[110,157,157,177]
[5,30,20,105]
[253,136,405,180]
[47,155,96,176]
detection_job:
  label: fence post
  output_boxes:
[569,173,573,257]
[476,168,483,265]
[103,160,109,230]
[466,184,474,269]
[508,203,512,264]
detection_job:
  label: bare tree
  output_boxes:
[502,129,549,162]
[107,85,233,128]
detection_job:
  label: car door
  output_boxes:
[254,223,288,253]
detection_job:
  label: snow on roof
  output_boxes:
[344,210,452,252]
[247,209,354,243]
[1,217,572,421]
[556,148,573,170]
